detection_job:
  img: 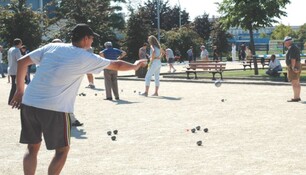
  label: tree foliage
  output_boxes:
[141,0,190,31]
[210,19,231,57]
[271,24,295,40]
[193,13,212,41]
[296,23,306,43]
[0,0,43,51]
[55,0,126,49]
[162,26,203,59]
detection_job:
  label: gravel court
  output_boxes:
[1,73,306,175]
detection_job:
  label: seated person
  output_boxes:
[266,54,282,77]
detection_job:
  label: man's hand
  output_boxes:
[134,59,148,70]
[10,90,23,109]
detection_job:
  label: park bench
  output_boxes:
[186,61,226,80]
[278,63,306,82]
[243,57,270,70]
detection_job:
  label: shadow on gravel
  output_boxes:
[153,96,182,101]
[115,99,140,105]
[71,127,87,139]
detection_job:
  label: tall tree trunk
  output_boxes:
[249,27,258,75]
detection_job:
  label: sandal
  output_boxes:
[287,98,301,102]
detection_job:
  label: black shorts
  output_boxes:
[168,58,174,63]
[20,104,71,150]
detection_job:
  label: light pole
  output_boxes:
[157,0,161,41]
[178,0,181,28]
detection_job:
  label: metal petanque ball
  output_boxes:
[191,128,196,133]
[203,128,208,133]
[107,131,112,136]
[215,80,222,87]
[113,130,118,135]
[111,136,116,141]
[196,140,202,146]
[196,126,201,130]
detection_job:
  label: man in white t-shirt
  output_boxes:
[10,24,147,175]
[266,54,282,77]
[166,48,176,73]
[200,45,209,61]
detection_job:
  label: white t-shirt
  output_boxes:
[8,46,22,75]
[269,59,281,70]
[22,43,111,113]
[200,49,209,59]
[0,52,3,63]
[166,48,174,59]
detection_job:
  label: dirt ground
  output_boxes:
[1,72,306,175]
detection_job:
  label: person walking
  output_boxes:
[0,45,6,78]
[165,47,176,73]
[7,38,23,105]
[99,41,126,100]
[141,35,163,97]
[20,45,32,84]
[284,36,301,102]
[9,23,146,175]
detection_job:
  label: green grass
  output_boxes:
[170,69,306,82]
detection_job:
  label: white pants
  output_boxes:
[145,59,161,87]
[232,51,236,61]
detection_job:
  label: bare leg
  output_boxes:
[24,143,41,175]
[153,86,159,96]
[292,79,301,99]
[48,146,70,175]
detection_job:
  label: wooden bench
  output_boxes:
[278,63,306,82]
[243,57,270,70]
[186,62,226,80]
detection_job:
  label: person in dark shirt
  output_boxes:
[284,36,301,102]
[99,41,126,100]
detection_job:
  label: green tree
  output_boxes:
[163,26,203,60]
[0,0,43,51]
[56,0,126,49]
[271,24,295,40]
[296,23,306,43]
[125,10,150,62]
[217,0,290,74]
[193,13,212,41]
[210,19,231,59]
[142,0,190,31]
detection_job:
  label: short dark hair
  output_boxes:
[13,38,22,46]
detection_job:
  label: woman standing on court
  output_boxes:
[141,35,163,97]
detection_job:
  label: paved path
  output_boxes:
[1,72,306,175]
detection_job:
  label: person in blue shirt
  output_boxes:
[99,41,126,100]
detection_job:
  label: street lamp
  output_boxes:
[157,0,160,41]
[178,0,181,28]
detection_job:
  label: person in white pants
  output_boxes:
[141,35,163,97]
[231,43,236,61]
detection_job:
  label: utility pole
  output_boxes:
[157,0,161,41]
[178,0,181,28]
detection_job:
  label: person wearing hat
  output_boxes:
[284,36,301,102]
[9,23,147,174]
